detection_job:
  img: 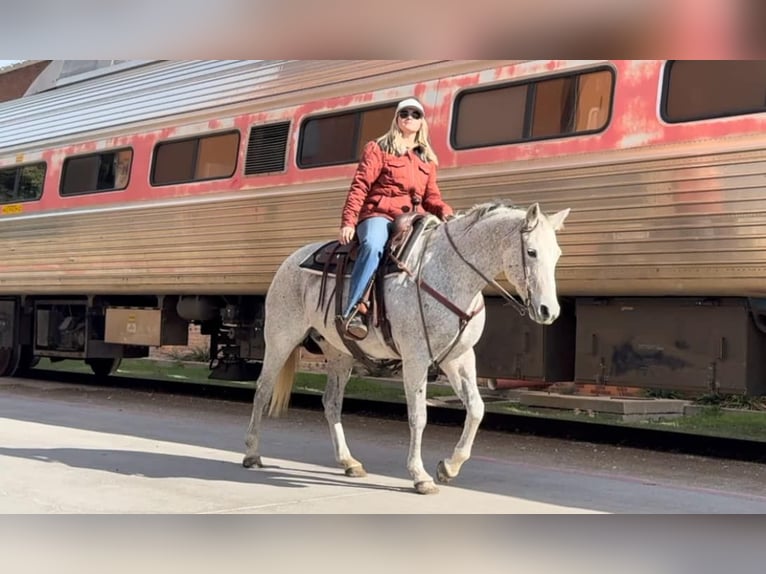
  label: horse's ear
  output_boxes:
[548,208,571,232]
[525,203,541,228]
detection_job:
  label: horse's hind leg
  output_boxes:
[435,348,485,483]
[319,342,367,477]
[243,324,308,469]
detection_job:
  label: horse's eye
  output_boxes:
[526,249,537,258]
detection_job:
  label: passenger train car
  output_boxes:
[2,59,766,395]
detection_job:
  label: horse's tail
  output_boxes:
[267,347,301,418]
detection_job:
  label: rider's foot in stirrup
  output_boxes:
[344,314,368,340]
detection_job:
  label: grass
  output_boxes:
[693,392,766,411]
[33,358,456,403]
[484,396,766,442]
[31,357,766,442]
[668,407,766,441]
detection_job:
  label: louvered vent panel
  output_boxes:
[245,122,290,175]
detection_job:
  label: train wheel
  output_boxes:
[86,358,122,377]
[0,346,22,377]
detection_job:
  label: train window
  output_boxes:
[298,104,397,168]
[662,61,766,123]
[0,162,46,204]
[452,68,614,149]
[245,122,290,175]
[152,131,240,185]
[60,149,132,196]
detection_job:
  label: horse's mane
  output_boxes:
[455,200,520,229]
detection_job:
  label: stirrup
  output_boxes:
[338,312,368,341]
[347,315,368,340]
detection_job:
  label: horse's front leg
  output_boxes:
[435,348,484,483]
[402,359,439,495]
[321,347,367,477]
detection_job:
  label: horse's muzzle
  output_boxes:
[530,301,559,325]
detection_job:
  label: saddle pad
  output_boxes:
[299,240,401,276]
[300,240,352,274]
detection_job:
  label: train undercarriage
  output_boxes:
[0,294,266,381]
[475,295,766,396]
[2,293,766,396]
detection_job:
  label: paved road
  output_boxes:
[1,377,766,513]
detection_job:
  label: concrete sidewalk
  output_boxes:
[3,377,766,513]
[0,379,598,514]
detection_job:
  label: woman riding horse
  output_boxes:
[338,98,454,340]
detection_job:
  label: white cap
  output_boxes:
[396,98,425,116]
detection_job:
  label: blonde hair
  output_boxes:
[375,111,439,165]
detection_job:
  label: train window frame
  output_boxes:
[150,130,241,186]
[450,65,615,151]
[59,148,133,197]
[0,161,47,205]
[660,60,766,124]
[296,103,399,169]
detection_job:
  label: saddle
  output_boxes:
[300,144,430,277]
[300,212,429,277]
[299,213,436,366]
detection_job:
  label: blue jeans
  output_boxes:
[343,216,392,318]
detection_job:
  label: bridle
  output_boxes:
[443,218,534,318]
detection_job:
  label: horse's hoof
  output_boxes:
[345,465,368,478]
[242,455,263,468]
[436,460,455,484]
[414,481,440,495]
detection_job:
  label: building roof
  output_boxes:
[0,60,41,73]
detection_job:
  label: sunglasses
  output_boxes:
[398,109,422,120]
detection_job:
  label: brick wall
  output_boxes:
[186,324,209,350]
[0,61,51,103]
[148,324,330,373]
[150,324,210,361]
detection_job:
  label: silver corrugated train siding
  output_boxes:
[0,188,333,295]
[465,144,766,298]
[0,60,445,153]
[4,142,766,297]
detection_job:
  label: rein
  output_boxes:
[389,215,532,367]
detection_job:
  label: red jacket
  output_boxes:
[341,141,453,228]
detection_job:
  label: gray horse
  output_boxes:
[243,201,570,494]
